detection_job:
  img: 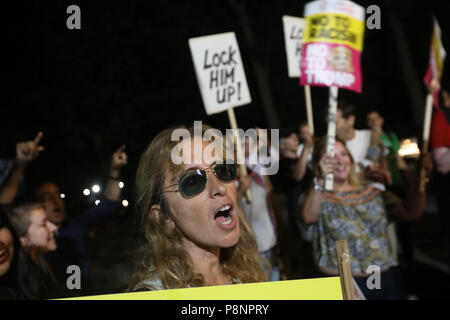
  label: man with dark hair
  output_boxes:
[335,100,372,169]
[333,101,392,186]
[366,109,405,193]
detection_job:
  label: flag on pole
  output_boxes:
[424,18,446,108]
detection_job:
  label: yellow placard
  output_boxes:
[59,277,343,300]
[304,13,364,51]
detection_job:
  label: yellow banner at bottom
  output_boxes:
[61,277,342,300]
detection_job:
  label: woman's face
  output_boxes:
[163,138,240,252]
[21,208,57,253]
[0,227,14,277]
[333,141,352,182]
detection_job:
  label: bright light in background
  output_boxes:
[398,138,421,159]
[83,189,91,196]
[60,193,66,199]
[95,200,101,206]
[119,181,124,189]
[122,200,129,207]
[92,185,101,193]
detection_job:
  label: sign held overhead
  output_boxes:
[189,32,252,115]
[282,15,305,78]
[300,0,365,93]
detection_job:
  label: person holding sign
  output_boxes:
[129,124,267,291]
[299,138,429,299]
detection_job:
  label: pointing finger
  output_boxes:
[33,132,44,145]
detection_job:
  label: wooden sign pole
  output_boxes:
[335,240,354,300]
[420,93,433,192]
[227,107,252,203]
[304,85,314,135]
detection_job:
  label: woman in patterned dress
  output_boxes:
[299,137,428,299]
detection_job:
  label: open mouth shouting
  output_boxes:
[213,204,236,230]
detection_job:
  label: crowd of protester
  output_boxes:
[1,89,449,300]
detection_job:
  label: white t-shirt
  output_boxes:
[240,178,276,253]
[345,129,372,168]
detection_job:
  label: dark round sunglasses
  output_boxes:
[162,163,238,199]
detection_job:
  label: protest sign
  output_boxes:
[189,32,251,115]
[283,15,305,78]
[189,32,252,202]
[282,15,315,134]
[300,0,365,93]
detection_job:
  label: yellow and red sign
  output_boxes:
[300,0,365,92]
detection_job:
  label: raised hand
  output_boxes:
[319,153,337,177]
[16,132,44,166]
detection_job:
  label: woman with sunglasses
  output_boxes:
[128,124,267,291]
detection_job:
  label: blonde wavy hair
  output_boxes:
[128,124,267,291]
[312,137,365,189]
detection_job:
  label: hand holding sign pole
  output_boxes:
[300,0,365,190]
[189,32,252,202]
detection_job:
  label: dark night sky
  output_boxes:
[2,0,449,212]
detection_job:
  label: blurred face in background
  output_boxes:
[35,182,66,225]
[336,110,355,141]
[367,111,384,130]
[0,227,14,277]
[20,208,58,254]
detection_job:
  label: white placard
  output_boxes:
[189,32,252,115]
[282,15,305,78]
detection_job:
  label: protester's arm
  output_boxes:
[0,162,26,204]
[299,153,335,224]
[433,147,450,174]
[0,132,44,204]
[299,185,323,225]
[103,145,127,201]
[292,133,314,181]
[364,158,392,186]
[61,145,128,237]
[386,154,431,222]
